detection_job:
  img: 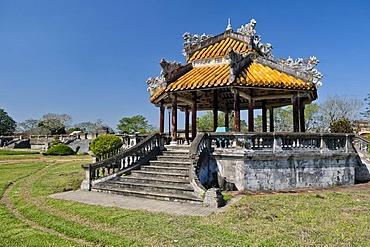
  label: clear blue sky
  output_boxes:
[1,0,369,131]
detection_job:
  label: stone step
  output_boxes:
[141,165,189,174]
[149,160,191,167]
[155,155,190,162]
[161,150,189,157]
[117,175,190,186]
[105,180,194,195]
[164,145,190,152]
[132,170,189,180]
[92,185,202,203]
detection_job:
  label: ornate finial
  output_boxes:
[226,18,232,31]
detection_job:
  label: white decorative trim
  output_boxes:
[192,57,228,67]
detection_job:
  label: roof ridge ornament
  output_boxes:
[226,18,232,31]
[146,58,182,95]
[236,19,274,59]
[252,35,274,59]
[182,32,214,57]
[237,19,257,38]
[160,58,182,81]
[277,56,323,87]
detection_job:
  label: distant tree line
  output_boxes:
[1,93,369,136]
[194,94,367,133]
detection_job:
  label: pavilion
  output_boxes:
[147,19,323,144]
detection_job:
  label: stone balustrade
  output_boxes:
[81,134,164,190]
[207,132,355,154]
[190,132,358,192]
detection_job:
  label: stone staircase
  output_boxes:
[92,145,202,204]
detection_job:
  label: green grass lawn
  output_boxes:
[1,154,370,246]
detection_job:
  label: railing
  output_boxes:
[354,135,370,153]
[81,134,164,190]
[208,132,355,154]
[189,133,211,197]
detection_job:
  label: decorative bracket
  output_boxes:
[228,49,251,82]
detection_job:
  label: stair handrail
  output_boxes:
[354,135,370,153]
[81,133,164,190]
[189,132,211,197]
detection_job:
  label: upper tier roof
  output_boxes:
[186,35,252,62]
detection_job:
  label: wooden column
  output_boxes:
[233,90,241,132]
[300,99,306,132]
[225,110,229,129]
[269,108,274,132]
[292,92,299,132]
[191,92,197,140]
[171,94,178,143]
[248,99,254,132]
[262,100,267,132]
[213,90,218,132]
[159,100,165,134]
[185,106,190,144]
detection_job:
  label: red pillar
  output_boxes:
[292,92,299,132]
[159,100,165,134]
[300,99,306,132]
[185,106,189,144]
[171,94,178,143]
[248,99,254,132]
[213,90,218,132]
[262,100,267,132]
[191,92,197,140]
[233,90,240,132]
[225,110,229,129]
[269,108,274,132]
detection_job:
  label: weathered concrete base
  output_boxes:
[203,188,225,208]
[213,148,357,191]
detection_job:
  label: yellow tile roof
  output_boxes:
[150,62,314,102]
[236,63,314,90]
[167,64,230,91]
[187,37,250,62]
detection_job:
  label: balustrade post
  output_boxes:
[345,134,350,153]
[273,133,282,153]
[320,134,327,153]
[80,164,92,190]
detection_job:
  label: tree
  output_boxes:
[17,118,42,134]
[273,106,293,132]
[319,95,362,130]
[362,93,370,120]
[117,115,154,133]
[258,103,320,132]
[90,135,123,160]
[196,111,247,132]
[74,119,113,134]
[0,109,16,135]
[38,113,72,135]
[330,118,353,133]
[304,103,321,131]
